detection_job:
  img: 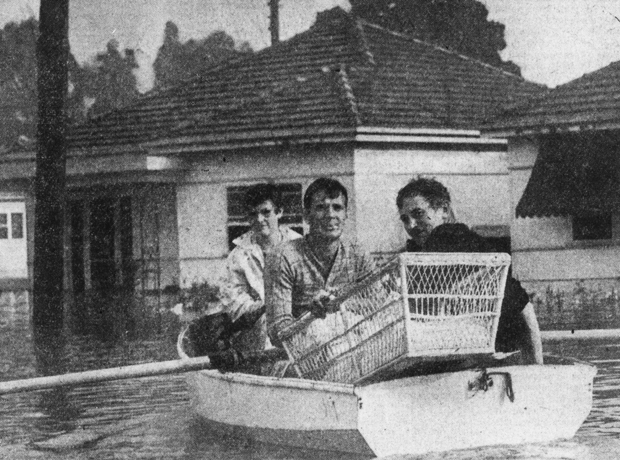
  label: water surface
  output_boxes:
[1,293,619,459]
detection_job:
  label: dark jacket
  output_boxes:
[411,223,530,353]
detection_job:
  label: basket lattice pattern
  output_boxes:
[280,253,511,384]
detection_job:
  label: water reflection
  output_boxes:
[31,327,78,436]
[1,291,620,459]
[0,291,185,450]
[545,337,620,439]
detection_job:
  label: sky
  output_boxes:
[2,0,620,92]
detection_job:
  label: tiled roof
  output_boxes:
[68,7,543,151]
[486,60,620,134]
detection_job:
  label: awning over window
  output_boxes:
[516,132,620,218]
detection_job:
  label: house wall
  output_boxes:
[353,144,510,257]
[508,136,620,328]
[0,188,32,289]
[177,141,511,288]
[176,144,355,287]
[0,177,180,297]
[509,136,620,283]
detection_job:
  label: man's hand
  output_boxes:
[310,289,337,319]
[268,317,294,348]
[519,303,544,365]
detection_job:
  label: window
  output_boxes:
[573,214,612,241]
[11,213,23,239]
[0,212,24,239]
[0,214,7,239]
[226,183,303,250]
[471,225,511,254]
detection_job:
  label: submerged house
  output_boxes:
[0,8,542,298]
[484,60,620,327]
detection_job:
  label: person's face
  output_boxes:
[248,199,282,237]
[398,195,449,247]
[306,191,347,242]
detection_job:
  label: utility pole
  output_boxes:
[33,0,69,330]
[269,0,279,46]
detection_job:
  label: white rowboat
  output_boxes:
[178,333,596,457]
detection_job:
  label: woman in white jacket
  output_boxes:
[219,183,302,351]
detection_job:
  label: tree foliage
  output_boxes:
[0,18,252,150]
[350,0,521,76]
[153,21,252,88]
[79,40,140,119]
[0,19,140,150]
[0,18,39,149]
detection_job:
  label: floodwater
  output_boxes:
[1,292,620,460]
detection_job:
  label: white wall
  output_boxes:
[354,146,510,254]
[0,197,28,279]
[176,144,355,287]
[508,136,620,288]
[513,246,620,283]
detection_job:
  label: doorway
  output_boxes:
[90,198,116,292]
[69,196,133,294]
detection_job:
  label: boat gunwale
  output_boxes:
[178,326,355,394]
[178,326,595,395]
[187,353,595,395]
[193,367,356,394]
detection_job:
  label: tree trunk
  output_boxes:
[33,0,69,330]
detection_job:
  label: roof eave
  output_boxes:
[142,125,507,154]
[356,126,482,138]
[483,120,620,138]
[355,127,505,146]
[142,126,358,154]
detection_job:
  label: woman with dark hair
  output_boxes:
[219,183,302,351]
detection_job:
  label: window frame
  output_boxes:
[572,213,613,242]
[226,183,304,250]
[0,213,7,239]
[11,212,24,239]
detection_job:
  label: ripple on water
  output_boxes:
[1,298,620,459]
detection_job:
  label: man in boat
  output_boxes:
[265,177,376,346]
[396,177,544,364]
[188,183,301,356]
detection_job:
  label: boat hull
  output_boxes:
[356,362,596,456]
[185,357,595,457]
[186,370,373,455]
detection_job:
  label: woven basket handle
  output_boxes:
[328,258,399,309]
[278,258,399,340]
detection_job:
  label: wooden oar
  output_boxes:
[0,347,288,395]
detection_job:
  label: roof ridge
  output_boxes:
[353,17,376,67]
[143,52,253,99]
[481,89,552,128]
[546,59,620,92]
[74,27,329,125]
[329,65,362,126]
[80,10,371,122]
[358,20,543,86]
[135,21,331,101]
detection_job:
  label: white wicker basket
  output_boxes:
[278,252,511,384]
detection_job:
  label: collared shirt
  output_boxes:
[265,236,375,341]
[219,226,302,323]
